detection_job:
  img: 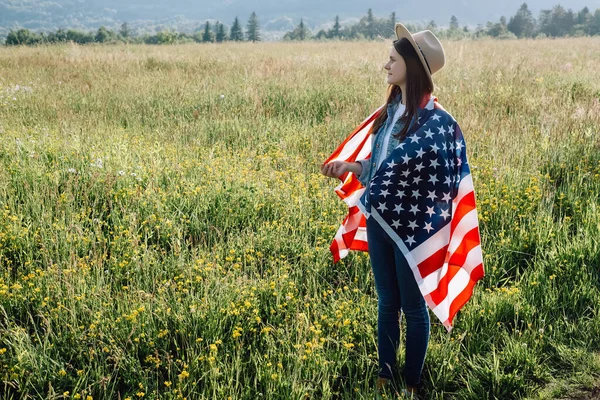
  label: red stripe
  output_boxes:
[448,227,481,266]
[427,263,464,305]
[447,264,484,323]
[323,108,382,164]
[417,244,448,279]
[450,190,476,233]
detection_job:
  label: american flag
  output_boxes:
[323,96,484,331]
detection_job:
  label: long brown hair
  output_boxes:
[371,38,433,140]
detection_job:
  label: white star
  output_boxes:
[442,142,447,151]
[396,142,405,150]
[430,143,440,153]
[450,159,455,168]
[398,180,409,187]
[427,190,437,201]
[391,219,401,229]
[448,125,455,134]
[380,189,390,198]
[429,159,440,168]
[395,190,406,199]
[413,176,423,185]
[408,220,419,230]
[440,208,451,220]
[449,142,455,151]
[401,154,411,164]
[401,169,410,177]
[415,148,425,158]
[431,114,441,121]
[424,222,434,233]
[455,140,464,151]
[442,192,452,202]
[428,174,439,185]
[382,179,392,186]
[406,236,416,246]
[393,203,404,214]
[425,129,435,139]
[411,190,421,199]
[384,170,395,177]
[437,125,446,135]
[377,202,388,212]
[386,160,398,168]
[414,163,425,172]
[444,176,452,186]
[409,135,421,143]
[426,206,436,217]
[409,205,420,215]
[456,158,462,167]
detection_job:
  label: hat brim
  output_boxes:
[395,23,434,89]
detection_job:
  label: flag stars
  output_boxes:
[414,163,425,172]
[393,203,404,214]
[444,176,452,186]
[415,148,425,158]
[386,160,398,168]
[406,236,416,246]
[409,204,420,215]
[425,129,435,139]
[408,220,419,230]
[430,143,440,153]
[425,206,436,217]
[377,202,388,213]
[442,192,452,202]
[402,154,411,164]
[429,159,440,168]
[455,140,464,151]
[427,190,437,201]
[395,190,406,199]
[424,222,434,233]
[431,114,441,121]
[411,190,421,199]
[428,174,439,185]
[437,125,446,135]
[412,176,423,185]
[401,169,410,178]
[409,134,421,143]
[448,125,455,134]
[379,188,390,198]
[440,208,451,220]
[382,179,392,186]
[384,170,395,177]
[391,219,401,229]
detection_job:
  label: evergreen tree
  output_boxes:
[202,21,214,42]
[119,22,130,39]
[507,3,535,38]
[389,12,396,36]
[366,8,375,39]
[247,12,261,42]
[329,15,341,38]
[230,17,244,41]
[283,18,310,40]
[450,15,459,30]
[216,22,227,42]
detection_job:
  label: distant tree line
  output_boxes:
[284,3,600,41]
[4,12,261,45]
[5,3,600,46]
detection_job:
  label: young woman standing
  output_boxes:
[321,24,464,398]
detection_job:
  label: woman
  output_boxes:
[321,24,475,397]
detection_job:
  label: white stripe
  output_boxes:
[447,209,478,256]
[452,174,474,214]
[411,223,450,264]
[330,122,374,162]
[430,267,471,322]
[420,245,482,296]
[354,227,367,243]
[335,185,365,207]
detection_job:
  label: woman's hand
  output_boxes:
[321,161,363,179]
[321,161,348,178]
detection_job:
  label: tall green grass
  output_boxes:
[0,39,599,399]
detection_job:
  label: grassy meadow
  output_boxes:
[0,38,599,399]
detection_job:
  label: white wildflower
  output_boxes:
[67,168,77,174]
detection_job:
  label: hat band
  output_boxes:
[415,43,432,74]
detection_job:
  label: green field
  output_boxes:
[0,39,599,399]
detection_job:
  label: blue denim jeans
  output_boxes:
[366,216,430,387]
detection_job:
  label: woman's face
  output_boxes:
[384,46,406,87]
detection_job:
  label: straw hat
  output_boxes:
[395,23,445,88]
